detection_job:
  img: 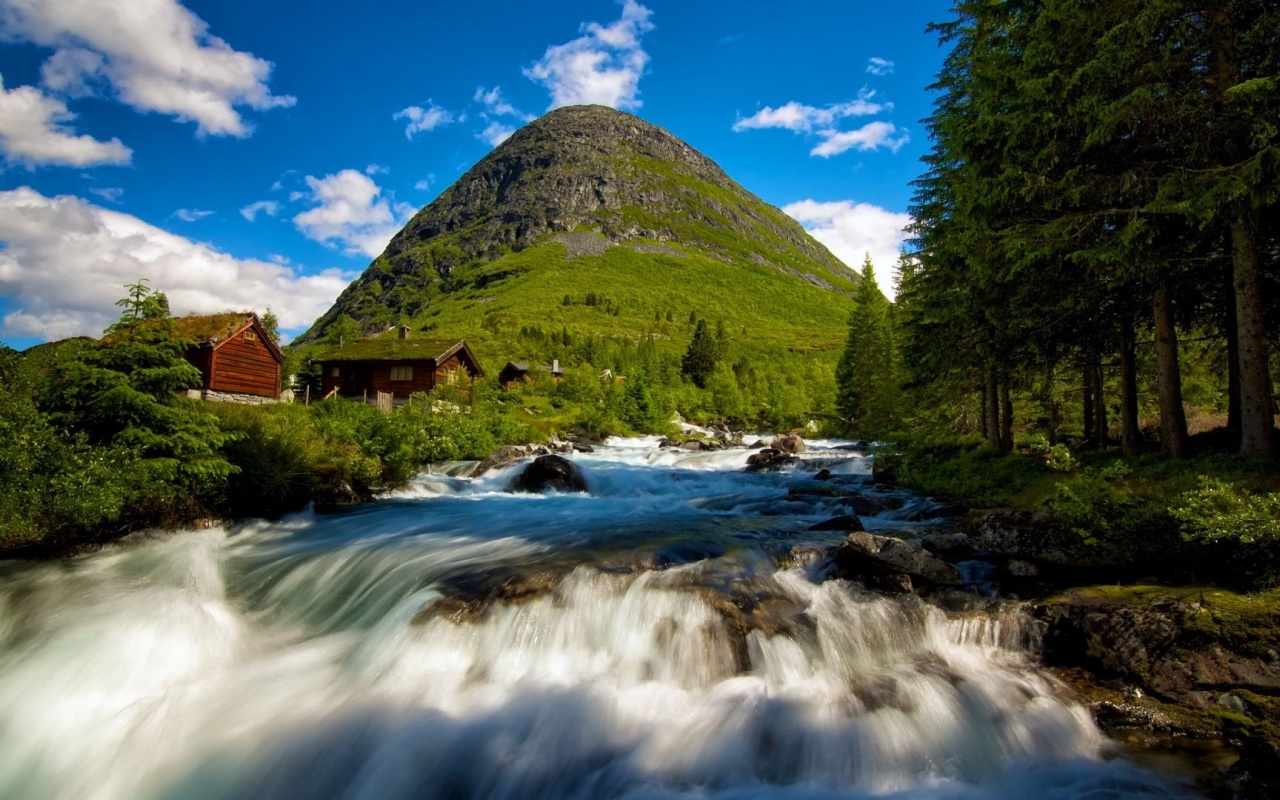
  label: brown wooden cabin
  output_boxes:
[498,359,563,389]
[314,336,484,401]
[174,312,284,398]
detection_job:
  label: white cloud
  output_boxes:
[477,121,516,147]
[0,75,131,166]
[783,199,912,298]
[268,253,289,265]
[172,208,212,222]
[474,86,529,120]
[0,187,352,339]
[867,57,895,76]
[524,0,654,110]
[239,200,280,221]
[0,0,295,136]
[393,100,457,138]
[733,91,887,133]
[414,174,435,191]
[292,169,414,258]
[810,121,909,157]
[88,186,123,202]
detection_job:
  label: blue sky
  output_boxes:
[0,0,953,348]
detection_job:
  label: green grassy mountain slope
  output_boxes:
[296,105,857,366]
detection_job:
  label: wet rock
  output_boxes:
[679,440,709,451]
[1006,559,1040,578]
[507,454,589,493]
[745,448,795,473]
[903,503,963,522]
[415,569,564,624]
[838,495,890,517]
[474,444,533,477]
[871,458,897,484]
[769,433,806,454]
[808,514,866,532]
[813,469,832,481]
[921,532,974,560]
[312,480,363,510]
[787,484,858,499]
[833,532,964,587]
[572,443,595,453]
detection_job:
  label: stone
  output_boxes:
[808,514,865,532]
[473,444,532,477]
[833,532,964,586]
[1006,559,1040,578]
[921,532,974,560]
[813,469,832,481]
[745,448,795,472]
[769,433,806,454]
[507,454,589,494]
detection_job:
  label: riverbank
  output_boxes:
[867,438,1280,796]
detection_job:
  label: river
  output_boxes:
[0,437,1199,799]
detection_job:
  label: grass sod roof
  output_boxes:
[309,337,476,366]
[170,312,256,344]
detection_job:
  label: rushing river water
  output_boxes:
[0,437,1199,799]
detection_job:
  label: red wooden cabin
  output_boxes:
[314,334,484,401]
[175,312,284,399]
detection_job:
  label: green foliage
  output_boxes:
[260,308,280,342]
[55,284,237,490]
[1173,477,1280,546]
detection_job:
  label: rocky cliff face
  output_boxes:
[300,105,852,342]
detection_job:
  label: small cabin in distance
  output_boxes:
[498,359,564,389]
[313,329,484,402]
[174,312,284,402]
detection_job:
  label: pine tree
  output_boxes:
[260,308,280,342]
[681,319,719,389]
[836,256,899,435]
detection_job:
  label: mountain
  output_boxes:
[298,105,857,360]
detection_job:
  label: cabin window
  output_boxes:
[331,367,340,377]
[243,331,257,342]
[390,365,413,382]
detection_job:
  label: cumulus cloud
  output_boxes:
[733,88,907,158]
[393,100,457,138]
[0,187,351,340]
[240,200,280,221]
[414,174,435,191]
[0,0,295,136]
[810,120,909,157]
[783,199,912,297]
[292,169,414,258]
[477,121,517,147]
[0,75,131,166]
[524,0,654,110]
[867,57,895,76]
[733,91,887,133]
[172,208,213,222]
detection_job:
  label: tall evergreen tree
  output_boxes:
[681,319,719,389]
[836,256,900,435]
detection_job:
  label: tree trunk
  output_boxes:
[1232,215,1274,457]
[1225,273,1241,446]
[999,381,1014,452]
[985,362,1001,449]
[1091,356,1108,448]
[1153,283,1189,457]
[1082,364,1095,445]
[979,382,989,441]
[1044,363,1061,445]
[1119,320,1141,457]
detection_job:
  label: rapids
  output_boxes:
[0,437,1198,799]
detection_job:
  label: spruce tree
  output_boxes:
[681,319,719,389]
[836,256,899,436]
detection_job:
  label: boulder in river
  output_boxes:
[474,444,534,477]
[813,469,832,481]
[745,448,795,473]
[808,514,865,532]
[507,454,589,494]
[769,433,806,454]
[833,532,963,587]
[921,532,974,560]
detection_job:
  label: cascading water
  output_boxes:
[0,438,1197,799]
